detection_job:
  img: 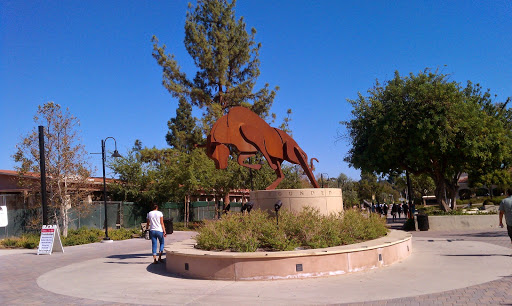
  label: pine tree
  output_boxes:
[152,0,278,131]
[166,98,202,152]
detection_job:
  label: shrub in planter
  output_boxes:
[63,227,103,246]
[195,207,388,252]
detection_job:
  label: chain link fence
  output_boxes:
[0,198,245,238]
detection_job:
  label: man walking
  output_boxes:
[499,190,512,245]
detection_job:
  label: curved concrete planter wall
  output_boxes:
[165,230,412,281]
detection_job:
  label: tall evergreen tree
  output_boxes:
[166,98,202,152]
[152,0,278,131]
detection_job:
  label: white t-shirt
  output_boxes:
[147,210,164,232]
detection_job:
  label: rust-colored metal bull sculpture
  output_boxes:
[203,106,319,190]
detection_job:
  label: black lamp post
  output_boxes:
[274,200,282,227]
[94,137,122,242]
[320,173,329,188]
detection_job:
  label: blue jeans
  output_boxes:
[149,230,164,255]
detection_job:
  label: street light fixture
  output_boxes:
[274,200,282,227]
[93,137,122,242]
[320,173,329,188]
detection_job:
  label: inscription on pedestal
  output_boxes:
[249,188,343,216]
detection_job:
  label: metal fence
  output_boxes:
[0,200,244,238]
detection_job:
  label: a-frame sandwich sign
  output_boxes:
[37,224,64,255]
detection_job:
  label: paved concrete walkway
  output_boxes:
[1,223,511,305]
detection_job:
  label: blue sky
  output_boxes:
[1,0,511,180]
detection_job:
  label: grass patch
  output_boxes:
[195,207,388,252]
[0,227,141,249]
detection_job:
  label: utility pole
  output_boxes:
[38,126,48,225]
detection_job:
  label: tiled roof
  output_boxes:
[0,169,38,178]
[0,170,116,184]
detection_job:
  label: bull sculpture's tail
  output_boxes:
[310,158,319,171]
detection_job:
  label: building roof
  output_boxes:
[0,169,117,193]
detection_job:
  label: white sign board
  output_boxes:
[0,206,7,227]
[37,225,64,255]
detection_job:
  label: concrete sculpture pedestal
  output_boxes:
[250,188,343,215]
[165,230,412,281]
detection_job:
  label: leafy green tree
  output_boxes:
[395,173,435,204]
[356,171,376,203]
[278,164,304,189]
[152,0,278,131]
[335,173,358,208]
[108,142,175,206]
[166,98,202,152]
[345,69,512,211]
[469,169,512,198]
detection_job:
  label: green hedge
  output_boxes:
[457,196,505,205]
[416,205,498,215]
[195,208,388,252]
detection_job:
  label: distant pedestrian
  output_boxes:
[499,190,512,244]
[403,202,409,218]
[383,203,389,217]
[397,203,402,218]
[147,204,167,264]
[371,203,376,213]
[391,203,397,221]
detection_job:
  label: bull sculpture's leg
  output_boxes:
[239,125,278,170]
[266,160,284,190]
[237,153,261,170]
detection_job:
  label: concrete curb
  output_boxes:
[165,230,412,280]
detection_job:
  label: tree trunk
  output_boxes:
[60,196,70,237]
[434,180,451,212]
[58,179,70,237]
[446,184,458,210]
[223,194,230,212]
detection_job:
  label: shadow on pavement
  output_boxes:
[145,260,196,280]
[451,231,508,238]
[146,262,168,276]
[103,253,153,265]
[386,218,407,230]
[107,253,150,259]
